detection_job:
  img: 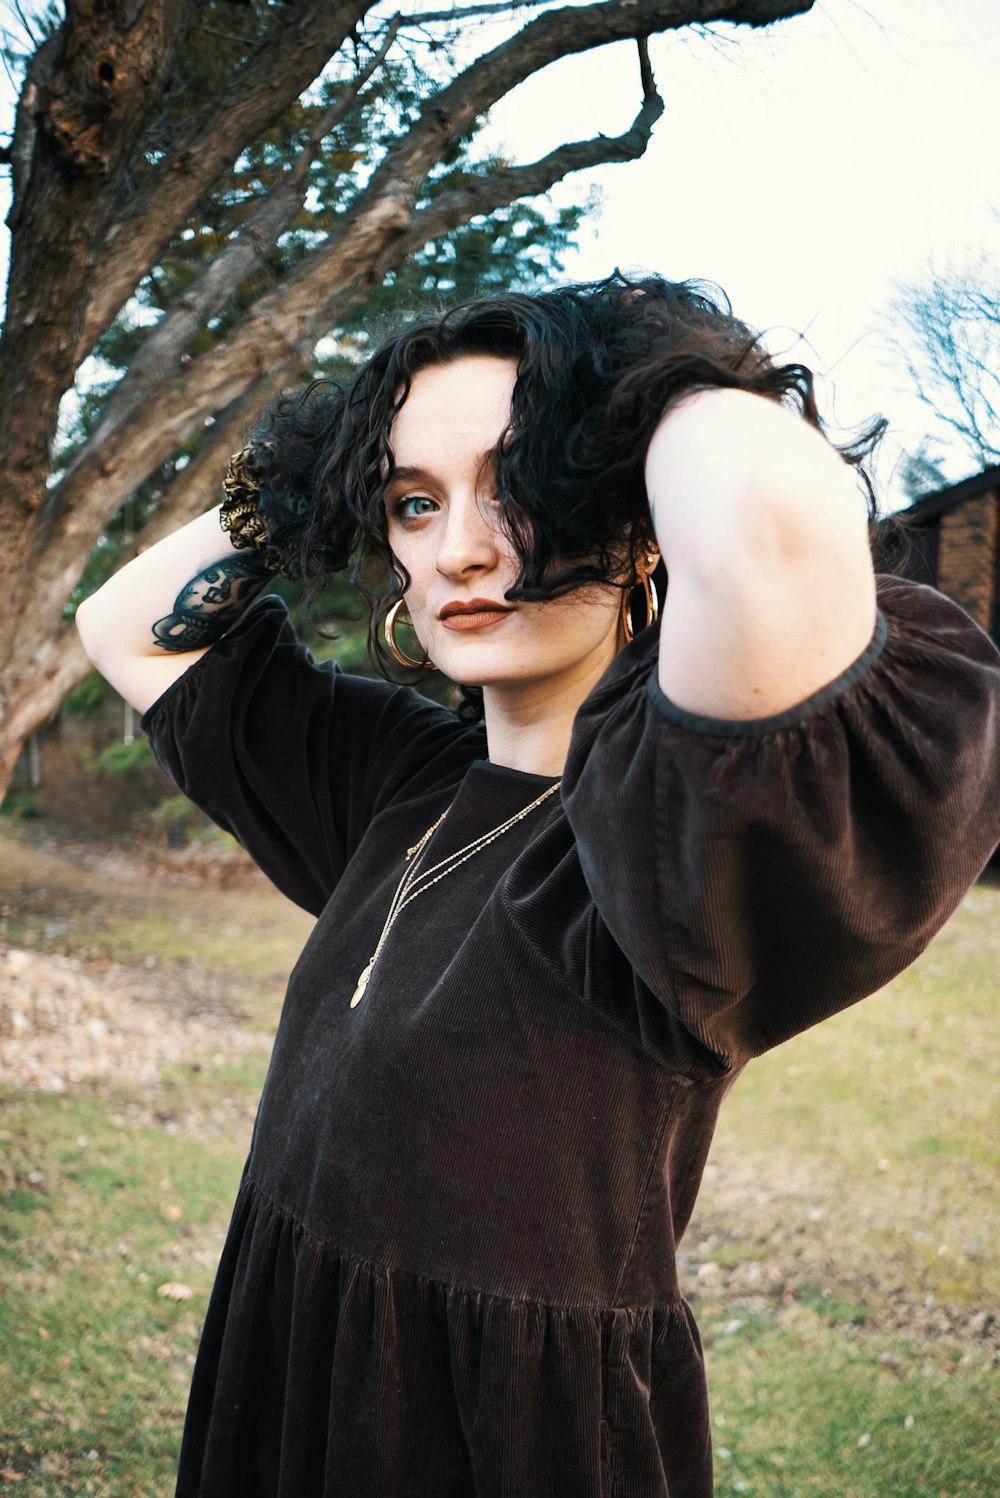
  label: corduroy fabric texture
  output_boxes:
[142,573,1000,1498]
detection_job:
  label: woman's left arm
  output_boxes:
[646,388,878,719]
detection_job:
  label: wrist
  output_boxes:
[220,444,285,575]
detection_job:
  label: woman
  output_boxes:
[77,274,1000,1497]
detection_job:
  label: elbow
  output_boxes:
[74,595,96,658]
[74,591,113,668]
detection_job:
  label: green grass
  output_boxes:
[2,824,998,1495]
[705,1312,998,1497]
[690,880,1000,1313]
[0,1084,252,1496]
[684,877,1000,1496]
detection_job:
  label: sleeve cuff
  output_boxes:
[646,608,889,737]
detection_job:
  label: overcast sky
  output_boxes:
[481,0,999,507]
[1,0,995,510]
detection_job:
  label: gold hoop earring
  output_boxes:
[619,561,660,644]
[384,597,435,671]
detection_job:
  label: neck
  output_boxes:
[480,634,621,777]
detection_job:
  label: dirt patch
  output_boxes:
[682,1150,1000,1353]
[0,945,272,1092]
[1,816,264,890]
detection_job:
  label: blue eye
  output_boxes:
[394,495,437,519]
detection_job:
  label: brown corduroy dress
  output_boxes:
[142,572,1000,1498]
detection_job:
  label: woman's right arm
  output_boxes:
[75,504,275,715]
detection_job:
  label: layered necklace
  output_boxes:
[349,779,562,1009]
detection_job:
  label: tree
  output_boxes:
[0,0,813,800]
[882,252,1000,500]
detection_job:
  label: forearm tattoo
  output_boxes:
[152,554,273,651]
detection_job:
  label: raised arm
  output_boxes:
[645,388,877,721]
[75,505,275,716]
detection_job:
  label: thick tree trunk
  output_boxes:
[0,2,196,534]
[0,582,92,803]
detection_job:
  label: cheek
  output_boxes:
[532,591,620,651]
[395,552,435,626]
[386,533,423,588]
[566,587,621,631]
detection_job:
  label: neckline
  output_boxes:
[471,757,561,788]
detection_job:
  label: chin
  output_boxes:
[431,644,523,683]
[442,660,526,688]
[453,658,568,693]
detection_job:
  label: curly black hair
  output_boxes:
[245,271,887,694]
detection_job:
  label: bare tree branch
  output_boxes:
[75,15,404,454]
[401,38,662,226]
[298,13,403,160]
[883,259,1000,470]
[402,0,558,23]
[380,0,810,185]
[75,0,369,359]
[87,177,311,443]
[11,1,39,48]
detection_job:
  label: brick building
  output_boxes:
[876,465,1000,645]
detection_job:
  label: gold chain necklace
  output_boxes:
[349,779,562,1009]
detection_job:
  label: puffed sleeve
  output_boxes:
[561,574,1000,1069]
[141,595,476,917]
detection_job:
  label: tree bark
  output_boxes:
[0,1,196,520]
[73,0,369,363]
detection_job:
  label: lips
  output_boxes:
[438,598,515,633]
[438,599,514,620]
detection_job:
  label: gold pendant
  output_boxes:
[350,957,376,1009]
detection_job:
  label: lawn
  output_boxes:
[1,823,997,1496]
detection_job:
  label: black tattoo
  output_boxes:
[152,555,273,651]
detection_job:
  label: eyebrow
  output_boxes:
[385,451,498,489]
[385,465,434,488]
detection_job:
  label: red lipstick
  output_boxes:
[439,598,514,631]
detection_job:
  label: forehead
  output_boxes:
[389,355,518,467]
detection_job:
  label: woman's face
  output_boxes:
[384,355,623,696]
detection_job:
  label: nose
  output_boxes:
[434,492,502,580]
